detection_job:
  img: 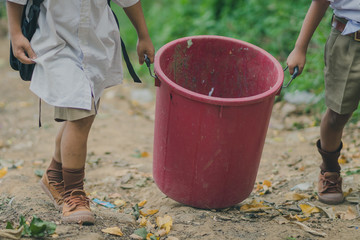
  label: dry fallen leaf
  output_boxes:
[156,215,173,234]
[140,209,159,217]
[263,180,272,187]
[343,188,353,198]
[138,200,147,207]
[0,167,8,178]
[130,234,144,240]
[101,227,123,236]
[335,206,357,220]
[114,199,126,207]
[284,214,310,222]
[0,226,23,240]
[338,155,347,164]
[285,192,311,201]
[291,221,327,237]
[155,229,167,237]
[138,216,148,227]
[141,152,149,158]
[299,204,320,216]
[146,233,155,240]
[316,206,336,219]
[240,199,272,212]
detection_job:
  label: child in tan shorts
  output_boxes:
[7,0,155,224]
[287,0,360,204]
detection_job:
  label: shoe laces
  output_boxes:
[49,180,65,193]
[64,190,90,211]
[49,180,65,204]
[320,173,342,193]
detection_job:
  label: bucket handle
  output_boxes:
[282,66,299,89]
[144,54,161,87]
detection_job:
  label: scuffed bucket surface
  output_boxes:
[153,36,283,209]
[156,35,283,105]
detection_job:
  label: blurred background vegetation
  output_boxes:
[1,0,359,120]
[112,0,339,118]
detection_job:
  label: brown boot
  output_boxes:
[62,190,94,225]
[317,140,344,204]
[318,172,344,204]
[39,173,65,211]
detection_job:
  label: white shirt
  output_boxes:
[8,0,139,110]
[328,0,360,35]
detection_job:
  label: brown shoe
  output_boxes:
[62,190,94,225]
[39,173,64,211]
[318,172,344,204]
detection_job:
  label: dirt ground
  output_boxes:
[1,36,360,240]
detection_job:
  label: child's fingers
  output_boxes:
[139,50,154,65]
[146,51,154,63]
[24,44,37,61]
[13,40,37,64]
[15,49,34,64]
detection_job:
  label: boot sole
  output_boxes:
[39,180,63,211]
[62,211,95,225]
[318,195,344,205]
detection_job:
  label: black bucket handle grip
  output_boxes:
[282,66,299,88]
[144,54,161,87]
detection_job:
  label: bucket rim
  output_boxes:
[154,35,284,106]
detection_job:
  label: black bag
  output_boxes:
[10,0,141,83]
[9,0,43,81]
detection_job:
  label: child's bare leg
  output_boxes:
[61,115,95,193]
[45,123,67,183]
[320,108,351,152]
[53,122,67,163]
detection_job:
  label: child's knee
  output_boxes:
[325,109,351,130]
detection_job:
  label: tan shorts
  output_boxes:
[324,27,360,114]
[54,99,99,122]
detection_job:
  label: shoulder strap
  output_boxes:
[108,0,142,83]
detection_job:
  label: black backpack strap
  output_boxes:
[108,0,141,83]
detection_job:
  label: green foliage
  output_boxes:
[0,1,6,19]
[114,1,331,95]
[6,215,57,238]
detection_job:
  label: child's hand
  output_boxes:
[11,34,37,65]
[137,36,155,65]
[286,48,306,76]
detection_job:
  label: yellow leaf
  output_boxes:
[156,215,173,234]
[0,167,7,178]
[141,152,149,158]
[138,216,148,226]
[285,192,311,201]
[114,199,126,207]
[140,209,159,217]
[146,233,153,239]
[101,227,123,236]
[299,204,320,216]
[338,155,347,164]
[263,180,272,187]
[138,200,147,207]
[240,199,272,212]
[343,188,353,198]
[255,182,263,192]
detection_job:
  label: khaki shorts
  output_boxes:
[54,99,99,122]
[324,27,360,114]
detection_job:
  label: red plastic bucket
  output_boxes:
[153,35,284,209]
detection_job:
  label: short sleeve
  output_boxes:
[7,0,27,5]
[112,0,139,8]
